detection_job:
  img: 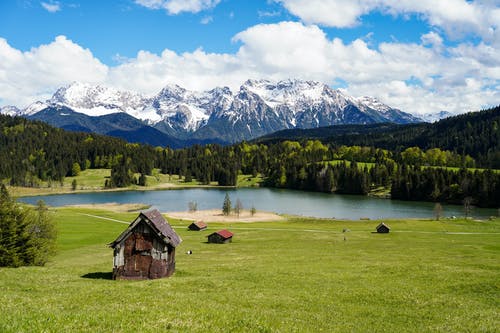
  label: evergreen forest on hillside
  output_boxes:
[1,107,499,208]
[258,106,500,168]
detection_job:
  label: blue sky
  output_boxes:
[0,0,498,114]
[1,1,430,64]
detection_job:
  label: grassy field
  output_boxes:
[7,169,263,197]
[0,207,498,332]
[324,160,500,174]
[323,160,375,170]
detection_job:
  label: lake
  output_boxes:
[19,187,497,220]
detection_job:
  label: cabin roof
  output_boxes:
[110,209,181,248]
[376,222,390,230]
[191,221,207,228]
[208,229,233,239]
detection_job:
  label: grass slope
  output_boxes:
[0,208,498,332]
[8,169,263,197]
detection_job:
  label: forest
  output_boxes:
[257,106,500,169]
[0,107,499,208]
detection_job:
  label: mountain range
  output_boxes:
[1,79,434,147]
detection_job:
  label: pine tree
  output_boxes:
[138,173,147,186]
[0,185,56,267]
[222,193,232,216]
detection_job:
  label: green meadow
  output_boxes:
[0,208,499,332]
[7,169,264,197]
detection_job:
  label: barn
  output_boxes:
[109,209,181,280]
[207,229,233,244]
[376,222,390,233]
[188,221,208,231]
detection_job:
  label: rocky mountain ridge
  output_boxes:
[1,79,424,145]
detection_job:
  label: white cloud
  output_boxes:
[106,48,248,94]
[41,1,61,13]
[135,0,221,14]
[275,0,499,41]
[0,23,498,114]
[275,0,370,28]
[233,22,332,77]
[0,36,107,106]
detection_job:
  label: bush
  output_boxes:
[71,162,81,177]
[0,185,57,267]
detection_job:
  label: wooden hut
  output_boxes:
[207,229,233,244]
[109,209,181,280]
[188,221,207,231]
[376,222,390,233]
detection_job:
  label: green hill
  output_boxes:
[0,207,498,332]
[256,106,500,167]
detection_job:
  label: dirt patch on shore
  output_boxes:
[67,203,151,213]
[165,209,284,223]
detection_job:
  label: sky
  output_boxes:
[0,0,499,115]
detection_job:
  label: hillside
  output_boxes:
[1,207,498,332]
[256,106,500,167]
[0,114,159,186]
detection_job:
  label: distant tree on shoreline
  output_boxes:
[222,193,232,216]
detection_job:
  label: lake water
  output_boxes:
[19,188,497,220]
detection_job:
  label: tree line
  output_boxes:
[257,106,500,169]
[0,115,157,187]
[145,140,498,207]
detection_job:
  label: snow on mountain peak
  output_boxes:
[356,96,393,113]
[157,84,188,99]
[242,78,328,107]
[49,82,149,117]
[0,105,20,116]
[5,79,420,142]
[24,101,49,115]
[419,111,454,122]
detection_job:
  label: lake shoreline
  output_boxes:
[17,187,497,220]
[8,183,240,198]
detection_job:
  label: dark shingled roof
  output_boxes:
[141,209,182,246]
[110,209,181,248]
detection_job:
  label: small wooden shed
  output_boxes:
[109,209,182,280]
[376,222,390,233]
[188,221,207,231]
[207,229,233,244]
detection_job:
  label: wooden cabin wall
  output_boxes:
[112,221,175,280]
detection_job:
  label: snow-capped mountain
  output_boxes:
[151,84,211,136]
[49,82,152,118]
[419,111,454,123]
[356,96,420,123]
[0,105,20,116]
[5,79,422,145]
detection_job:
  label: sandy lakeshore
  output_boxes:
[165,209,284,222]
[65,203,284,222]
[66,203,152,212]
